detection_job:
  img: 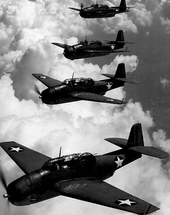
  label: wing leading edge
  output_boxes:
[70,92,126,105]
[55,179,159,215]
[0,141,51,174]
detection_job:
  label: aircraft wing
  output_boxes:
[85,49,128,54]
[32,73,62,87]
[0,141,51,174]
[70,92,126,104]
[55,179,159,215]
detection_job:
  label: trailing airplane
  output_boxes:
[32,63,137,105]
[69,0,133,18]
[52,30,133,60]
[0,123,168,214]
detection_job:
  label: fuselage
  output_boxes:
[7,150,141,206]
[79,5,128,18]
[40,77,124,104]
[64,42,122,60]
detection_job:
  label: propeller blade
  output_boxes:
[34,85,41,96]
[0,167,7,190]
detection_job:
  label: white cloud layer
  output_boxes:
[0,1,170,215]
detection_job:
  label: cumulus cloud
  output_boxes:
[0,1,170,215]
[160,77,170,88]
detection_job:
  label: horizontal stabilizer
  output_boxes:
[115,78,139,84]
[105,138,127,147]
[129,146,169,159]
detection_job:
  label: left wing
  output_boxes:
[0,141,51,174]
[55,179,159,215]
[70,92,126,104]
[32,73,62,88]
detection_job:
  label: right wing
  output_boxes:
[70,92,126,105]
[32,73,62,88]
[55,179,159,215]
[0,141,51,174]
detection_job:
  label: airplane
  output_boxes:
[69,0,133,18]
[32,63,137,105]
[52,30,133,60]
[0,123,168,214]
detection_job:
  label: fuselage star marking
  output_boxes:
[115,156,124,168]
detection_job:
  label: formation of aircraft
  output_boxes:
[0,123,168,214]
[69,0,133,18]
[32,63,138,105]
[52,30,133,60]
[1,2,166,215]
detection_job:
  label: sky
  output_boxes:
[0,0,170,215]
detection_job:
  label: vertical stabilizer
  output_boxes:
[115,30,125,49]
[119,0,127,12]
[127,123,144,147]
[114,63,126,79]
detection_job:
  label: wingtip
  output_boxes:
[145,204,159,214]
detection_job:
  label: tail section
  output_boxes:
[114,30,125,49]
[119,0,127,12]
[105,123,169,159]
[101,63,138,84]
[126,123,144,147]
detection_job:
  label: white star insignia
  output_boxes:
[111,45,115,50]
[106,82,112,90]
[9,146,24,152]
[115,156,124,168]
[117,199,137,206]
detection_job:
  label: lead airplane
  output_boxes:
[0,123,168,214]
[69,0,133,18]
[32,63,136,105]
[52,30,133,60]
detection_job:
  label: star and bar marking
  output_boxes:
[8,146,24,152]
[116,199,137,206]
[106,82,112,90]
[115,156,124,168]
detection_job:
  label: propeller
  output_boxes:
[0,165,10,214]
[34,85,41,96]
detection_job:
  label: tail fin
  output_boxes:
[114,63,126,79]
[114,30,125,49]
[105,123,169,159]
[126,123,144,147]
[119,0,127,12]
[101,63,138,84]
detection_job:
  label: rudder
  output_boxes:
[127,123,144,147]
[115,30,125,49]
[119,0,127,12]
[114,63,126,79]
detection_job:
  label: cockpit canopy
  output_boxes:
[42,152,95,171]
[62,78,94,86]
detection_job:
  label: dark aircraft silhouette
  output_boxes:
[69,0,133,18]
[0,123,168,214]
[32,63,136,105]
[52,30,133,60]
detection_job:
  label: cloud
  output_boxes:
[160,78,170,88]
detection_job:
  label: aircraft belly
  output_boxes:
[81,11,116,18]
